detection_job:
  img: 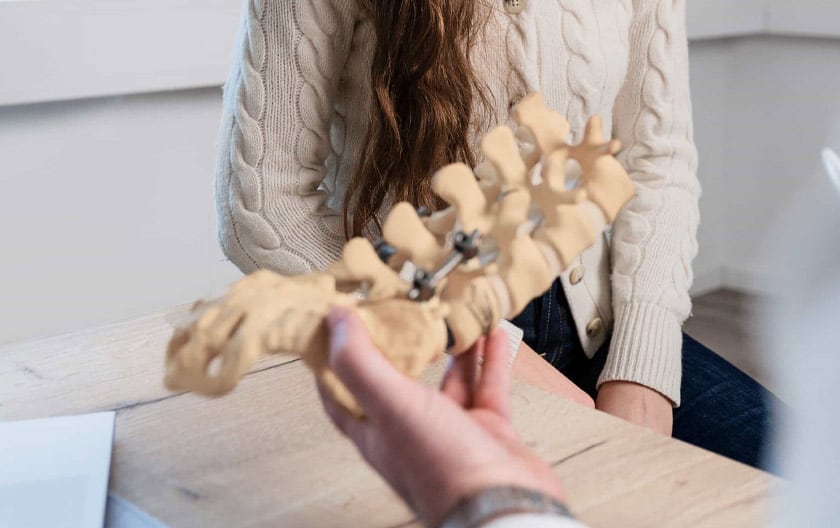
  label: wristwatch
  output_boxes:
[439,486,574,528]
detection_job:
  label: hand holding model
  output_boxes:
[321,306,573,527]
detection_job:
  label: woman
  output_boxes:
[214,0,775,469]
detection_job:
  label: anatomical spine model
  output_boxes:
[165,93,635,416]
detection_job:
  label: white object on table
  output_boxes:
[106,494,168,528]
[0,412,115,528]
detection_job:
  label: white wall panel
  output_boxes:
[0,88,242,343]
[4,0,839,107]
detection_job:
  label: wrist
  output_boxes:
[438,486,574,528]
[596,381,674,435]
[598,381,671,406]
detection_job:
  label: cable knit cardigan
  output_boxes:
[214,0,700,406]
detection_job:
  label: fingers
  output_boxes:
[473,328,513,419]
[440,338,484,407]
[327,306,417,420]
[317,383,414,514]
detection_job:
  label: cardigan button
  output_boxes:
[586,317,603,337]
[569,266,585,285]
[504,0,525,15]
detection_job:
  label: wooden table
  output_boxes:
[0,306,780,527]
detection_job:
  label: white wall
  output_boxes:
[686,41,731,295]
[719,37,840,293]
[686,0,840,296]
[686,35,840,296]
[0,90,242,343]
[2,3,840,343]
[0,0,243,106]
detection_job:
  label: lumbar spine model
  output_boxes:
[164,93,635,416]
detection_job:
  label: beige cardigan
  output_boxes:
[214,0,700,405]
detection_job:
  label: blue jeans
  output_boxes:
[510,278,777,471]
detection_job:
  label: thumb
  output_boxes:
[327,306,415,419]
[473,328,513,419]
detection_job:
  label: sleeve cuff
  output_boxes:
[498,319,525,366]
[597,301,683,406]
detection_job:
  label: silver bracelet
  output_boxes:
[439,486,573,528]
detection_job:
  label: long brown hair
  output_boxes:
[344,0,489,238]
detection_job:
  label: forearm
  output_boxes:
[602,0,700,406]
[215,0,356,275]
